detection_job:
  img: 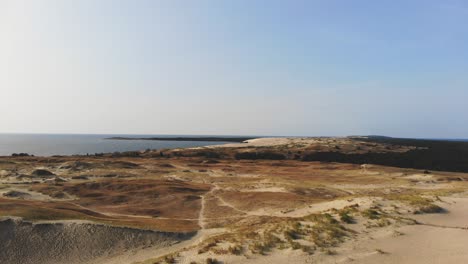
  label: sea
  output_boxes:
[0,134,238,156]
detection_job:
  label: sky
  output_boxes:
[1,0,467,137]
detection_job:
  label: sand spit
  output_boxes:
[207,137,305,148]
[0,218,195,264]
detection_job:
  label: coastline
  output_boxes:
[105,136,255,143]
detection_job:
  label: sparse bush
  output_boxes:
[376,218,391,227]
[235,151,285,160]
[376,248,386,254]
[415,204,444,214]
[249,237,279,255]
[301,245,314,254]
[249,241,275,255]
[249,241,265,254]
[210,247,229,254]
[163,255,176,264]
[263,233,282,247]
[305,213,348,248]
[389,194,444,214]
[228,244,242,255]
[284,229,300,240]
[323,213,338,224]
[362,209,380,219]
[290,241,301,250]
[339,211,354,224]
[206,258,218,264]
[198,241,217,254]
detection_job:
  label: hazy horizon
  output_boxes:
[2,0,468,138]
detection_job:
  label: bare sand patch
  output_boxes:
[0,217,194,264]
[319,196,468,264]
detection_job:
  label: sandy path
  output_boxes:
[199,190,209,229]
[114,185,236,264]
[99,184,228,264]
[210,184,250,216]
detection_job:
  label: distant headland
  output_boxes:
[105,136,255,143]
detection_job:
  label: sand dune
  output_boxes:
[0,218,195,264]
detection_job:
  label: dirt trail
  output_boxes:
[111,185,227,264]
[199,183,216,229]
[214,191,250,215]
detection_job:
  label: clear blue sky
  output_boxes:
[1,0,467,137]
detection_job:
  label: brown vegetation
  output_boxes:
[1,137,468,263]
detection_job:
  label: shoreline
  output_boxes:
[105,136,255,143]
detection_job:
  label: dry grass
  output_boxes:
[387,194,444,214]
[31,179,210,219]
[1,141,467,262]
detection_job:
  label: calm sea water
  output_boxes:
[0,134,235,156]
